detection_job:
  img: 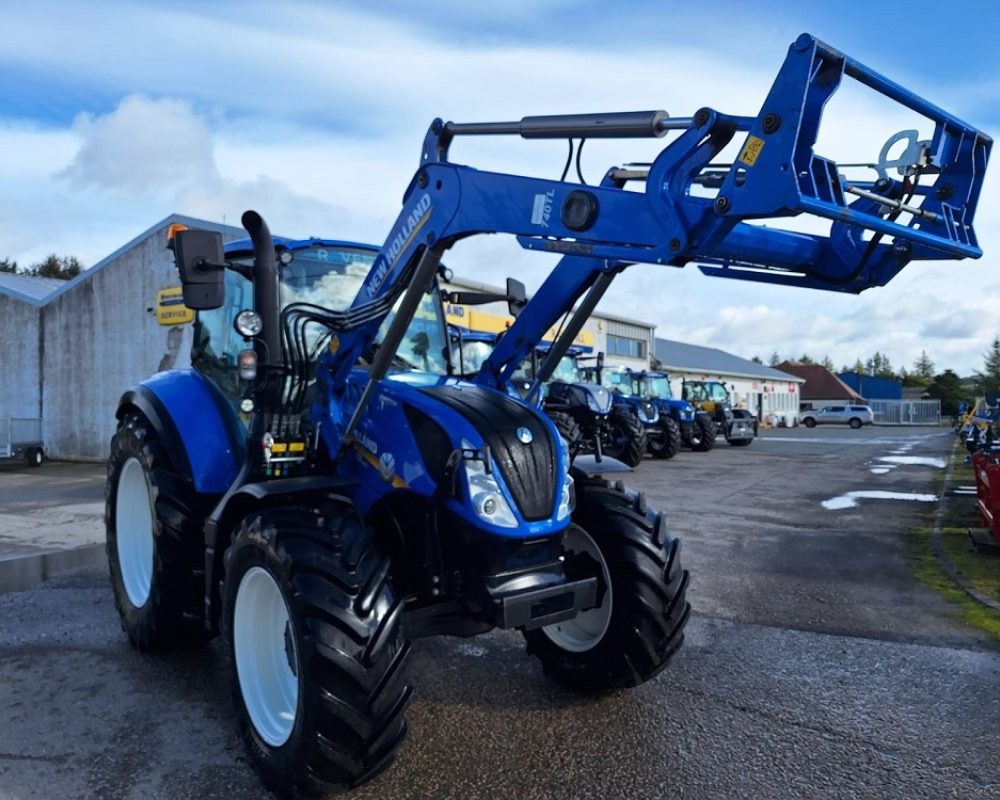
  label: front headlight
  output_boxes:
[556,434,574,521]
[461,440,518,528]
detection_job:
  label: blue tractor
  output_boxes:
[104,34,989,795]
[633,369,719,451]
[602,367,701,458]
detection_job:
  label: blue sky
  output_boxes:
[2,0,998,374]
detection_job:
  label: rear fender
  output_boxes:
[116,370,246,494]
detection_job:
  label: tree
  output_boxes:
[913,350,935,382]
[27,254,82,281]
[976,336,1000,396]
[869,351,895,379]
[768,351,780,367]
[0,258,16,273]
[798,353,815,365]
[852,358,866,374]
[820,355,835,371]
[751,355,763,364]
[927,369,965,416]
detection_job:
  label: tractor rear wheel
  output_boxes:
[106,413,210,651]
[688,416,716,452]
[548,411,583,460]
[603,407,647,467]
[523,478,690,691]
[648,417,681,460]
[223,501,411,797]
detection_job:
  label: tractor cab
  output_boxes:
[682,379,757,447]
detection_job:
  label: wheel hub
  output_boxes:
[542,526,612,653]
[115,457,154,608]
[234,566,300,747]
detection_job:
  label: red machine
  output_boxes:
[972,449,1000,549]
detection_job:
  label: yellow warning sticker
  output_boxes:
[738,135,766,167]
[329,335,340,355]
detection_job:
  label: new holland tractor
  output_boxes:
[105,34,989,797]
[605,367,712,457]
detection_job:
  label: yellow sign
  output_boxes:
[155,287,194,326]
[446,305,595,349]
[738,134,765,167]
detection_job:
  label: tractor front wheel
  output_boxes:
[603,407,647,467]
[648,416,681,460]
[688,416,716,452]
[224,501,411,796]
[523,478,690,692]
[548,411,583,460]
[106,413,210,651]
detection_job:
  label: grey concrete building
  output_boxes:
[0,215,244,460]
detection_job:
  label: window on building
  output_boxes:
[607,334,646,359]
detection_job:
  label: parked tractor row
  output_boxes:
[103,33,989,797]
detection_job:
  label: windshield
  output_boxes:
[194,243,450,406]
[459,340,495,374]
[647,376,672,398]
[550,355,582,383]
[603,368,631,392]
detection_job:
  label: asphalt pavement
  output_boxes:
[1,426,998,799]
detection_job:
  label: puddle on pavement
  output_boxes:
[869,467,893,474]
[0,544,104,594]
[877,455,947,468]
[822,491,938,510]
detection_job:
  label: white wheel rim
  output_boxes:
[115,457,154,608]
[543,526,613,653]
[33,451,41,465]
[234,566,299,747]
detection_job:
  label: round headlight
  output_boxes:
[234,310,263,338]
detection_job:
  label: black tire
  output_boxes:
[105,412,210,651]
[548,411,583,460]
[223,502,411,797]
[603,406,647,467]
[648,416,681,460]
[523,477,690,692]
[803,417,816,428]
[25,447,43,467]
[688,416,716,452]
[849,418,862,429]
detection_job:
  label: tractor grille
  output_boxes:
[422,385,556,521]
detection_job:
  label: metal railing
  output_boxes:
[869,400,940,426]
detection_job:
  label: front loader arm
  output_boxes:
[318,32,990,451]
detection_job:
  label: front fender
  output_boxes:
[116,370,246,494]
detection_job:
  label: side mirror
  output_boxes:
[596,351,604,369]
[173,229,225,310]
[506,278,527,318]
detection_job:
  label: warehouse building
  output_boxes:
[656,339,804,426]
[0,215,245,460]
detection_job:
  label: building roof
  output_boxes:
[0,214,247,308]
[0,273,65,304]
[655,338,804,382]
[776,361,864,401]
